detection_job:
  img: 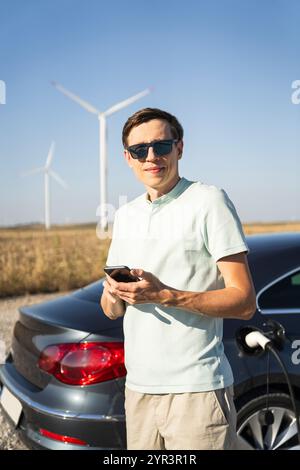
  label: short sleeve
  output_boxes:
[105,211,120,266]
[202,188,249,262]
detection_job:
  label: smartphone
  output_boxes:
[104,265,139,283]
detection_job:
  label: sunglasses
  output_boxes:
[126,139,179,159]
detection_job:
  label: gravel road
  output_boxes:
[0,292,70,450]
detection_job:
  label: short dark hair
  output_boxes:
[122,108,184,147]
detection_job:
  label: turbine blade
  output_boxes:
[20,167,44,177]
[51,81,101,115]
[49,170,68,189]
[104,88,151,116]
[45,141,55,169]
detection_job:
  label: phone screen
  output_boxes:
[104,266,139,283]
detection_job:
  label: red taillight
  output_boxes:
[39,428,88,446]
[38,342,126,385]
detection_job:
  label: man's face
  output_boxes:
[124,119,183,192]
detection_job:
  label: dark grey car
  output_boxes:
[0,232,300,450]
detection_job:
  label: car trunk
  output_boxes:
[11,310,89,389]
[11,285,122,389]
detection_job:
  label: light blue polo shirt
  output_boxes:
[106,177,249,393]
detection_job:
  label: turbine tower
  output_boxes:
[52,81,151,230]
[22,142,68,229]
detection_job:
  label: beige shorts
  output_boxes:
[124,385,240,450]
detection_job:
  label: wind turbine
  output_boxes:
[51,81,151,230]
[22,142,68,230]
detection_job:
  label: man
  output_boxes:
[100,108,256,450]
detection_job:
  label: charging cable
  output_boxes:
[236,326,300,446]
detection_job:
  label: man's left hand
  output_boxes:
[107,269,167,305]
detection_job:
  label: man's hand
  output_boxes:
[103,253,256,320]
[101,277,126,320]
[105,269,167,305]
[103,277,121,305]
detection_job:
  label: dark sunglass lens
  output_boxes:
[153,141,172,156]
[130,145,148,159]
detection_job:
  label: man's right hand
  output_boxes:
[103,277,119,304]
[100,275,126,320]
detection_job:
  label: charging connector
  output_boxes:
[236,324,300,446]
[245,331,271,350]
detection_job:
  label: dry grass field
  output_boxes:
[0,221,299,298]
[0,224,111,298]
[243,221,300,235]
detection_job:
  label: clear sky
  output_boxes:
[0,0,300,226]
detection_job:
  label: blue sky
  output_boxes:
[0,0,300,226]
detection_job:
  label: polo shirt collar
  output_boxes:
[145,176,189,206]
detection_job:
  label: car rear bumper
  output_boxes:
[0,364,126,450]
